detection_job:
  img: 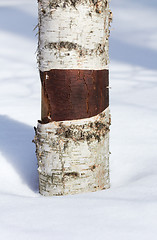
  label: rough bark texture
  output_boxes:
[34,107,111,196]
[34,0,112,196]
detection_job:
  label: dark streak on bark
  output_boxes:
[83,75,90,114]
[40,69,109,123]
[54,115,110,143]
[64,172,79,177]
[43,0,108,14]
[45,41,106,57]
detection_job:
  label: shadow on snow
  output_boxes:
[0,6,37,39]
[0,115,38,192]
[110,38,157,70]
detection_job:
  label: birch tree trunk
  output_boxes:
[34,0,112,196]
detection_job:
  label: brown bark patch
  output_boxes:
[40,69,109,122]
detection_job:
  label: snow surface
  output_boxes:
[0,0,157,239]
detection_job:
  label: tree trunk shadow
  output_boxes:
[110,38,157,70]
[0,115,38,192]
[0,6,37,39]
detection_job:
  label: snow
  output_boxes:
[0,0,157,239]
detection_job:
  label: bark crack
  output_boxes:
[83,74,89,114]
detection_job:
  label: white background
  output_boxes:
[0,0,157,239]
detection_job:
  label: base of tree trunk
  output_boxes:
[34,107,111,196]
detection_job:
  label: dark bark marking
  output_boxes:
[52,110,110,144]
[38,122,108,143]
[44,41,106,57]
[83,74,90,114]
[45,0,108,13]
[64,172,79,177]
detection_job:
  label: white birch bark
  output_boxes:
[35,0,112,196]
[34,108,111,196]
[38,0,112,71]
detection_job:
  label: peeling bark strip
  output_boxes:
[38,0,112,71]
[34,108,111,196]
[40,69,109,122]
